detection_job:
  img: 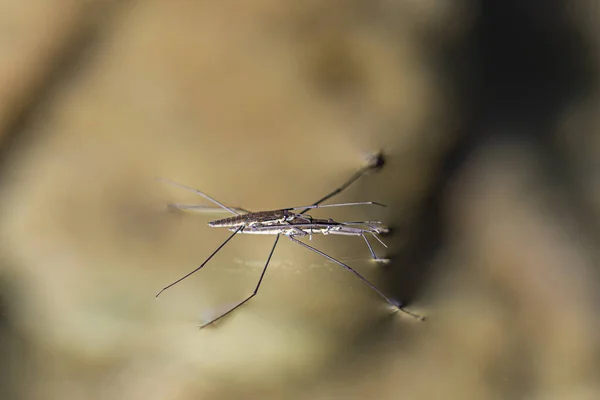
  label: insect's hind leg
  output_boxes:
[288,235,424,321]
[199,234,281,328]
[300,152,385,214]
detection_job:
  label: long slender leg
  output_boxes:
[251,154,386,305]
[288,235,424,320]
[156,177,241,215]
[369,232,388,248]
[340,221,386,230]
[299,152,385,214]
[156,226,243,297]
[285,201,386,212]
[199,234,281,328]
[361,234,386,262]
[167,204,251,214]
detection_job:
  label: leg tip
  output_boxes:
[366,151,385,171]
[393,301,426,321]
[372,257,391,265]
[198,321,215,329]
[375,227,391,235]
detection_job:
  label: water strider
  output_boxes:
[156,153,425,327]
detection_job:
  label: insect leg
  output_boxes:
[167,204,251,214]
[288,235,424,321]
[199,234,281,328]
[156,177,242,215]
[361,233,386,262]
[286,201,386,212]
[369,232,388,248]
[300,152,385,214]
[155,226,243,297]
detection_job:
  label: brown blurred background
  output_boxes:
[1,0,599,399]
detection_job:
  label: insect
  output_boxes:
[156,153,425,327]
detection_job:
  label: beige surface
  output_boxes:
[0,1,599,399]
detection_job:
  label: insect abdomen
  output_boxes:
[208,210,288,228]
[208,215,248,227]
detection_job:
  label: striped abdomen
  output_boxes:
[208,210,290,228]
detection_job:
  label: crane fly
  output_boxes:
[156,153,425,327]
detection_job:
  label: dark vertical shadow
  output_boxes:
[306,0,597,362]
[0,274,28,400]
[388,0,597,318]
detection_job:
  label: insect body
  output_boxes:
[156,153,424,327]
[208,210,295,228]
[238,219,385,237]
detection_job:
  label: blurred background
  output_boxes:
[0,0,599,399]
